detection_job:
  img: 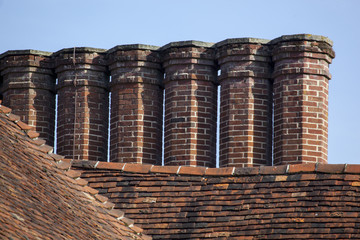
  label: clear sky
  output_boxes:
[0,0,359,164]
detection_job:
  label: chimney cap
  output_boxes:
[107,44,160,55]
[0,50,53,60]
[215,38,270,48]
[269,34,333,46]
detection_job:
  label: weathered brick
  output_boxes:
[216,40,272,168]
[107,46,163,165]
[0,52,56,145]
[162,42,217,167]
[54,48,108,162]
[272,35,334,166]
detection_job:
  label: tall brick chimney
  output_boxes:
[107,45,163,164]
[162,41,218,167]
[54,48,109,161]
[272,34,335,165]
[216,39,273,167]
[0,50,56,145]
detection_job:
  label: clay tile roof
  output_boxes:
[73,161,360,239]
[0,104,151,240]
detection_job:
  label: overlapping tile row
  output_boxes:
[0,103,151,239]
[0,34,335,166]
[74,161,360,240]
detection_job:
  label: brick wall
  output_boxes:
[0,34,335,166]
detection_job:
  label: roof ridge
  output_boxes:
[0,103,151,239]
[71,160,360,176]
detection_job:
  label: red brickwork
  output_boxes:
[0,34,336,166]
[0,50,56,146]
[107,45,163,164]
[162,42,217,167]
[272,35,335,165]
[54,48,109,161]
[216,39,273,167]
[74,161,360,240]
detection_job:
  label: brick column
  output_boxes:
[272,34,335,165]
[162,41,217,167]
[107,45,163,164]
[0,50,56,145]
[54,48,109,161]
[216,39,273,168]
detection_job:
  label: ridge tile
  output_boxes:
[317,164,345,173]
[96,161,125,170]
[150,165,179,174]
[123,163,152,173]
[205,167,234,176]
[178,166,207,176]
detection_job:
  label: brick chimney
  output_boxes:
[271,34,335,165]
[162,41,218,167]
[216,38,273,167]
[0,50,56,145]
[54,48,109,161]
[0,34,335,166]
[107,45,163,164]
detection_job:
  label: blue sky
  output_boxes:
[0,0,359,164]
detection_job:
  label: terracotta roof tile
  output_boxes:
[150,165,179,174]
[260,165,288,174]
[234,166,260,175]
[6,113,20,121]
[123,163,152,173]
[205,167,234,176]
[16,120,33,130]
[65,169,83,179]
[178,166,207,175]
[345,164,360,173]
[27,130,40,139]
[31,138,47,146]
[0,107,151,239]
[288,162,316,173]
[56,159,72,170]
[0,104,11,114]
[317,163,346,173]
[97,161,125,170]
[49,153,65,162]
[109,209,125,219]
[72,159,98,168]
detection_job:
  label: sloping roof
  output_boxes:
[73,161,360,240]
[0,103,151,240]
